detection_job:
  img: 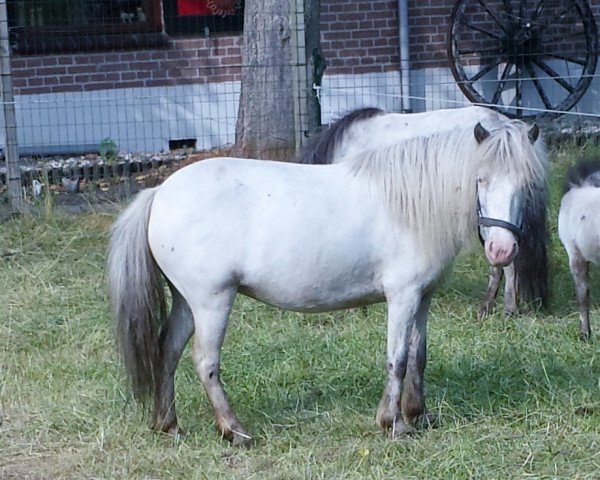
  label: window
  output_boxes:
[8,0,164,54]
[162,0,243,36]
[7,0,243,55]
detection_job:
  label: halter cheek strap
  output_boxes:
[477,216,522,244]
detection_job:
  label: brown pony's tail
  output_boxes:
[107,187,166,403]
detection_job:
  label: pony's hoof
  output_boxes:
[165,425,185,437]
[231,430,253,447]
[416,411,441,430]
[219,422,253,447]
[389,418,414,439]
[579,329,592,342]
[477,306,491,321]
[152,418,182,437]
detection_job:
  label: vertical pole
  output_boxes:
[398,0,412,113]
[304,0,323,137]
[290,0,309,154]
[0,0,22,210]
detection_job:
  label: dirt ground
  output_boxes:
[0,148,233,221]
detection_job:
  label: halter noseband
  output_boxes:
[477,216,522,244]
[476,195,523,244]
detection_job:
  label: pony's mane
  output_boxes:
[563,157,600,194]
[297,108,384,164]
[345,119,548,262]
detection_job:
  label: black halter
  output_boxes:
[477,216,522,244]
[476,198,523,244]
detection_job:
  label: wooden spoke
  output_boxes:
[515,64,523,114]
[518,0,526,20]
[469,60,503,83]
[460,19,503,39]
[475,0,509,35]
[500,0,513,15]
[491,62,513,105]
[533,59,575,93]
[525,63,554,109]
[530,0,545,25]
[534,4,576,38]
[542,52,586,67]
[458,47,500,56]
[540,30,586,44]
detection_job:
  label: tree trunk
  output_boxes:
[234,0,295,160]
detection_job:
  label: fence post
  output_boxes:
[290,0,309,154]
[0,0,22,210]
[303,0,323,137]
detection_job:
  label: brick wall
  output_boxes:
[407,0,454,69]
[320,0,399,75]
[9,0,600,95]
[11,0,403,95]
[11,34,242,96]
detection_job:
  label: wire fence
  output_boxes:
[1,0,600,206]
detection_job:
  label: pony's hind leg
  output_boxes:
[478,266,503,320]
[503,263,518,317]
[568,250,591,339]
[152,286,194,435]
[190,288,252,446]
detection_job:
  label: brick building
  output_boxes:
[5,0,600,154]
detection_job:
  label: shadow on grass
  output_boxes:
[171,317,598,440]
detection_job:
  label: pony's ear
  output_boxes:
[474,123,490,144]
[528,123,540,144]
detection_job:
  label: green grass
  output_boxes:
[1,145,600,479]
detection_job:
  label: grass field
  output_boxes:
[1,144,599,479]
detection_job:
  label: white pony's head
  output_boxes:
[346,114,547,266]
[473,120,545,267]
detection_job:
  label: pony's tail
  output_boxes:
[514,188,550,309]
[107,187,166,404]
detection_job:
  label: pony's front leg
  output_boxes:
[376,289,421,437]
[152,287,194,435]
[191,288,252,446]
[401,292,437,429]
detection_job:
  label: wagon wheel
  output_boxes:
[448,0,599,119]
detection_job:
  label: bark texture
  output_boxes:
[234,0,295,160]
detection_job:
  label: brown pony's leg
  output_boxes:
[401,292,437,428]
[478,266,503,320]
[152,287,194,435]
[569,251,591,340]
[191,289,252,446]
[503,263,518,317]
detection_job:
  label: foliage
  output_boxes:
[98,137,119,163]
[0,146,599,479]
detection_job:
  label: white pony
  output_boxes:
[107,116,547,445]
[299,106,550,319]
[558,158,600,339]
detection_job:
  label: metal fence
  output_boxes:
[1,0,600,207]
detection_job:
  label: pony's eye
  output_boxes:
[477,177,488,187]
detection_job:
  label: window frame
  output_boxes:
[9,0,165,55]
